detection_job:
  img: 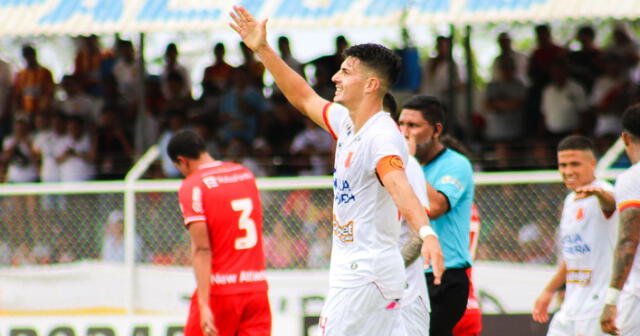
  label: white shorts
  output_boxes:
[320,283,405,336]
[398,297,429,336]
[618,291,640,336]
[547,312,605,336]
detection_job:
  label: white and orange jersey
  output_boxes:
[323,102,409,300]
[399,155,430,310]
[616,161,640,298]
[559,179,618,320]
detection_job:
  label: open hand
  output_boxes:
[574,185,604,200]
[229,5,268,53]
[422,235,444,285]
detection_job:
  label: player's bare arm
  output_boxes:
[188,221,218,336]
[601,207,640,335]
[575,186,616,216]
[381,169,444,284]
[401,232,423,267]
[426,182,450,219]
[229,5,329,130]
[533,261,567,323]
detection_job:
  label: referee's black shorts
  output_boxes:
[426,267,470,336]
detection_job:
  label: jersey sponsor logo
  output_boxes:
[332,214,354,243]
[203,175,219,188]
[333,177,356,205]
[439,175,464,191]
[210,270,267,285]
[214,172,253,184]
[566,269,592,286]
[576,207,584,221]
[561,233,592,255]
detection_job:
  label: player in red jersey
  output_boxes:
[168,130,271,336]
[452,204,483,336]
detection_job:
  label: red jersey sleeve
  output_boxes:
[178,179,207,226]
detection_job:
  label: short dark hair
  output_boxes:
[342,43,401,91]
[402,95,446,129]
[557,135,596,154]
[383,92,398,120]
[167,130,207,162]
[622,104,640,139]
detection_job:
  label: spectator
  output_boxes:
[290,118,334,176]
[112,40,139,106]
[101,209,143,262]
[310,35,348,80]
[135,75,163,153]
[239,41,265,90]
[278,36,305,77]
[161,43,191,100]
[162,71,194,118]
[590,52,636,142]
[1,116,38,183]
[56,115,95,182]
[491,32,528,84]
[567,25,603,93]
[58,74,100,124]
[219,66,267,145]
[541,59,587,140]
[605,24,640,79]
[158,112,187,178]
[420,36,463,100]
[484,57,527,169]
[202,42,234,97]
[263,219,308,269]
[73,35,104,95]
[13,45,54,115]
[94,108,133,180]
[527,24,566,137]
[33,113,66,183]
[0,54,12,143]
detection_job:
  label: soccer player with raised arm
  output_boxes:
[600,104,640,335]
[229,6,443,335]
[169,130,271,336]
[533,135,618,336]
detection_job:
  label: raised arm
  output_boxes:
[229,6,330,131]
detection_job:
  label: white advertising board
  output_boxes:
[0,261,555,336]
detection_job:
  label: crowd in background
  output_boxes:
[0,23,639,182]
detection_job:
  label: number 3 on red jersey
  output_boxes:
[231,198,258,250]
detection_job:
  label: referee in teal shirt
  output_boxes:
[398,95,473,336]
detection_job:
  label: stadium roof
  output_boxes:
[0,0,639,37]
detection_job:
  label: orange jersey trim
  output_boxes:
[619,200,640,212]
[376,155,404,181]
[322,102,337,140]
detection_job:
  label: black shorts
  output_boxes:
[426,267,470,336]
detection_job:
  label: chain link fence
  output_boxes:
[0,176,581,269]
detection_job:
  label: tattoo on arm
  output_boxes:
[401,233,423,267]
[610,207,640,289]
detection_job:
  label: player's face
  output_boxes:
[557,149,596,190]
[331,57,367,107]
[398,108,435,145]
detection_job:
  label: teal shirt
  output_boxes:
[423,148,473,270]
